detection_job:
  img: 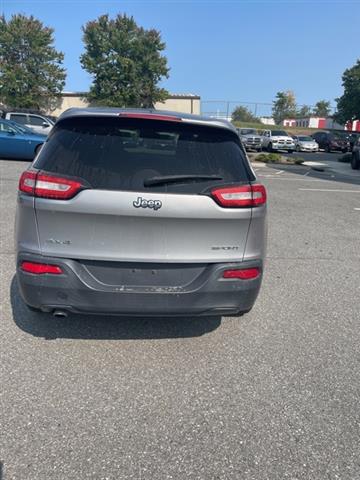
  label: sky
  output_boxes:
[1,0,360,116]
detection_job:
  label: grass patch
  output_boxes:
[253,153,304,165]
[255,153,282,163]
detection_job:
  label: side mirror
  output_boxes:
[7,130,16,136]
[42,122,49,128]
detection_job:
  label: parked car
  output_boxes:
[293,135,319,152]
[0,118,46,159]
[351,136,360,170]
[260,129,295,153]
[311,131,350,153]
[236,128,262,152]
[346,132,360,151]
[15,108,267,317]
[5,112,54,135]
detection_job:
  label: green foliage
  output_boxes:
[293,156,305,165]
[231,105,258,123]
[313,100,331,117]
[335,59,360,124]
[80,14,169,108]
[254,152,304,165]
[297,105,312,117]
[255,153,282,163]
[0,14,66,111]
[272,90,297,125]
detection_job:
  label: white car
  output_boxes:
[293,135,319,152]
[5,112,54,135]
[260,129,295,153]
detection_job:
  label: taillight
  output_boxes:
[19,170,37,195]
[223,268,261,280]
[211,184,266,208]
[19,171,84,200]
[20,261,63,275]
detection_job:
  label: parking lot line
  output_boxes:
[299,188,360,193]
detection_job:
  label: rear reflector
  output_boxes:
[118,113,182,122]
[21,261,63,275]
[223,268,260,280]
[211,184,266,208]
[19,171,84,200]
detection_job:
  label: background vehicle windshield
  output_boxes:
[298,136,313,141]
[8,121,36,135]
[240,129,257,135]
[271,130,289,136]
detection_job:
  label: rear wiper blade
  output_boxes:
[144,174,223,187]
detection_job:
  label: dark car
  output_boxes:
[346,132,360,151]
[351,136,360,170]
[311,131,350,153]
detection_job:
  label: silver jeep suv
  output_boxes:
[15,108,267,317]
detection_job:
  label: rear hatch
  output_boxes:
[32,114,256,274]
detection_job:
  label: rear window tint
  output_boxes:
[35,117,251,193]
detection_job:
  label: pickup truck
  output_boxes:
[260,129,295,153]
[4,112,54,135]
[236,128,262,152]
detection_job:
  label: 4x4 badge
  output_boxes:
[133,197,162,211]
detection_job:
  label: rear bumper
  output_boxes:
[16,253,263,317]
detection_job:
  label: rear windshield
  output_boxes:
[34,117,251,193]
[271,130,289,136]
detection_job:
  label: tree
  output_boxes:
[272,90,297,125]
[231,105,258,123]
[313,100,332,117]
[297,105,312,117]
[0,14,66,111]
[334,59,360,124]
[80,14,169,108]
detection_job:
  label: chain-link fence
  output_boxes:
[201,100,337,121]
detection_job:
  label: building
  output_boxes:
[49,92,201,117]
[259,117,275,125]
[283,117,344,130]
[345,120,360,132]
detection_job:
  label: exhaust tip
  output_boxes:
[53,309,68,318]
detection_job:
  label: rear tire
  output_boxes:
[296,145,300,152]
[287,150,294,154]
[325,144,331,153]
[351,153,360,170]
[267,143,273,152]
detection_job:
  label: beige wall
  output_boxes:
[50,94,201,117]
[155,98,201,115]
[51,95,88,117]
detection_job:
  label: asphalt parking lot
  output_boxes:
[1,155,360,479]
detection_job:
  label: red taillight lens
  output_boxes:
[20,261,63,275]
[211,184,266,208]
[118,113,182,122]
[19,170,37,195]
[223,268,260,280]
[19,171,83,200]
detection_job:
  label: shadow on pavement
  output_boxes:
[10,276,221,340]
[265,161,360,187]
